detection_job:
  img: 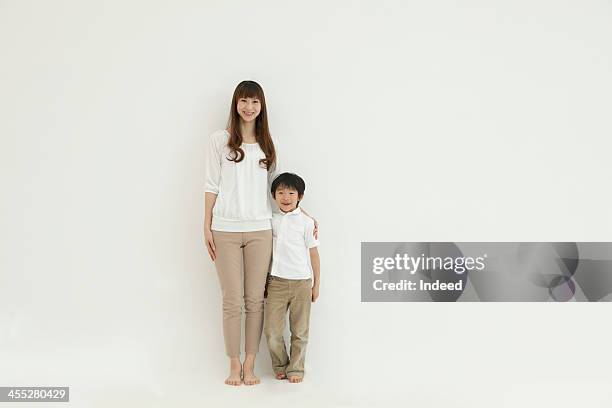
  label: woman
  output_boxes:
[204,80,316,386]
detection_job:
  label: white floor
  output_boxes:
[3,337,612,408]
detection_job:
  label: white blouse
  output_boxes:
[204,129,282,232]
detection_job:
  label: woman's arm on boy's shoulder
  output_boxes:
[301,208,318,239]
[310,247,320,302]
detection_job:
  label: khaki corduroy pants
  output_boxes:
[264,275,312,378]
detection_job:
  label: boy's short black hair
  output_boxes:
[271,172,306,198]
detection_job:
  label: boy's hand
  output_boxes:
[311,285,319,302]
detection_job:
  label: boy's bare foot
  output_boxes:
[288,375,303,383]
[275,372,287,380]
[225,357,241,386]
[242,354,260,385]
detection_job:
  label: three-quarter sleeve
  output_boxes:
[204,131,223,194]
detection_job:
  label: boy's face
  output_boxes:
[274,186,301,213]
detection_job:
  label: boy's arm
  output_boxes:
[310,247,320,302]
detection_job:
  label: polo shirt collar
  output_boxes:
[281,206,301,216]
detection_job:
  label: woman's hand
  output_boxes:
[300,208,318,240]
[311,285,320,302]
[204,227,216,261]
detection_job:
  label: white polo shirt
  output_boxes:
[270,207,319,280]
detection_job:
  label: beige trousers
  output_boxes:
[264,276,312,378]
[212,229,272,357]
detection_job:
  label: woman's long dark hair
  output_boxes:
[226,80,276,171]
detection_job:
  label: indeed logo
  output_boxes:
[372,253,487,275]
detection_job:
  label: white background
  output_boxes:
[1,1,611,407]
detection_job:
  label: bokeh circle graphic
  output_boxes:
[517,242,579,301]
[549,275,576,302]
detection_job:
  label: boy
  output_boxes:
[264,172,320,383]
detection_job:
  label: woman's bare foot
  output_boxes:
[225,357,242,386]
[288,375,303,383]
[275,372,287,380]
[242,354,260,385]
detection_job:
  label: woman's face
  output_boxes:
[236,97,261,123]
